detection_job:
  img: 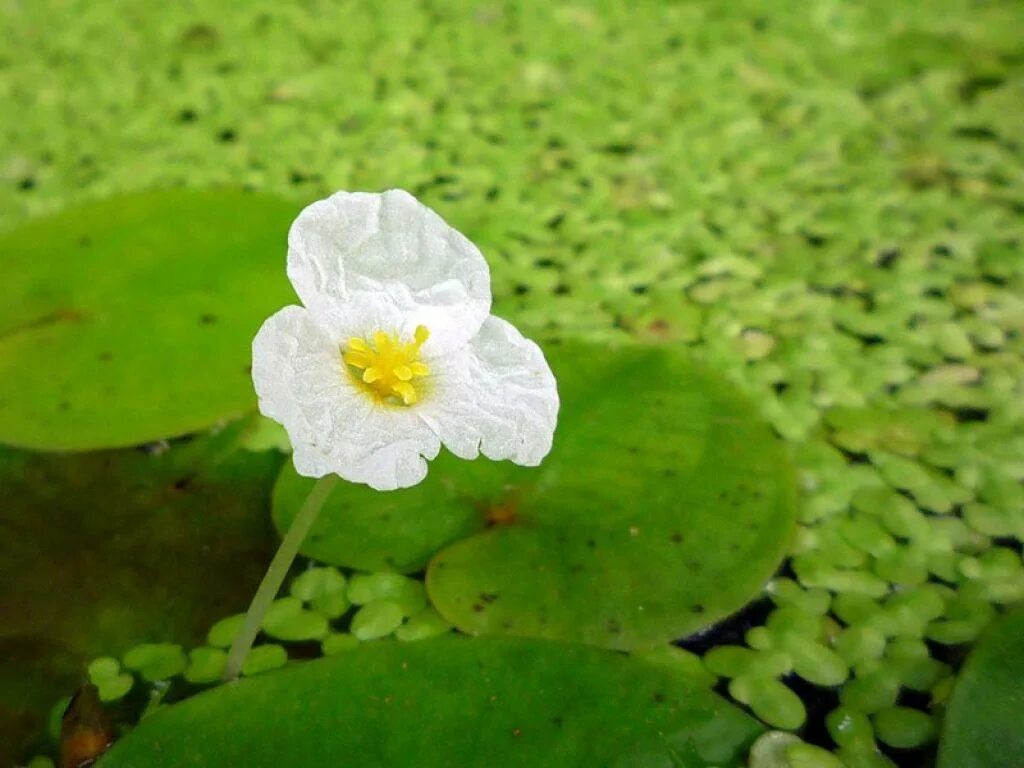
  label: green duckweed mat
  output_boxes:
[2,1,1023,766]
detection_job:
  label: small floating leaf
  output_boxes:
[184,648,227,685]
[122,644,187,683]
[350,602,405,641]
[261,598,329,642]
[240,645,287,677]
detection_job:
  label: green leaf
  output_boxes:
[184,648,227,685]
[241,644,288,676]
[260,598,329,642]
[0,189,298,450]
[938,608,1024,768]
[272,458,486,574]
[122,644,187,682]
[99,636,762,768]
[426,343,798,650]
[350,601,405,640]
[0,423,279,757]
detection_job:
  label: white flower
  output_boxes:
[252,190,559,491]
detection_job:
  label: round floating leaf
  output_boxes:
[122,644,187,682]
[0,423,279,759]
[241,645,288,677]
[938,608,1024,768]
[350,601,405,641]
[206,614,246,649]
[395,607,452,642]
[321,633,360,655]
[184,648,227,685]
[272,457,486,573]
[424,342,798,650]
[99,636,763,768]
[290,567,350,618]
[347,572,426,615]
[261,598,329,642]
[0,189,298,450]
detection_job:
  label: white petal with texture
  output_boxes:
[252,306,441,490]
[287,189,491,356]
[419,315,559,466]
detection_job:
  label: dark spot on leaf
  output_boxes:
[480,592,498,604]
[959,74,1005,102]
[877,248,900,268]
[670,532,683,544]
[602,142,637,155]
[647,318,670,337]
[486,501,518,526]
[199,313,217,325]
[181,23,220,50]
[172,475,194,492]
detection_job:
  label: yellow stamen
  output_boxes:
[342,325,431,406]
[392,381,417,405]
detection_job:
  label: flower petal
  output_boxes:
[252,306,441,491]
[287,189,491,355]
[419,316,559,466]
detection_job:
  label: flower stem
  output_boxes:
[222,474,339,681]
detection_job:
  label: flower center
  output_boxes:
[342,325,431,405]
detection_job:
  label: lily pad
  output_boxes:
[0,189,298,450]
[282,342,797,649]
[99,636,763,768]
[938,608,1024,768]
[272,457,487,573]
[0,423,279,762]
[427,343,798,649]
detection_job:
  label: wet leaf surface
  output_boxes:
[99,636,763,768]
[0,424,280,762]
[0,189,299,450]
